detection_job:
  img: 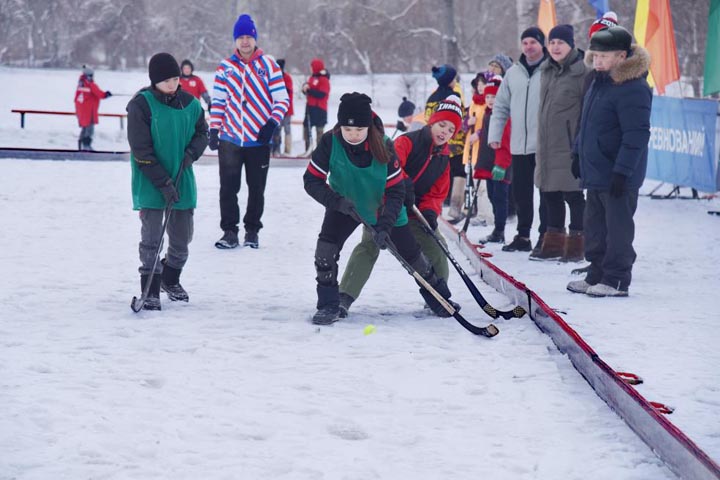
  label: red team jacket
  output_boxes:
[179,74,209,100]
[74,75,109,127]
[305,58,330,112]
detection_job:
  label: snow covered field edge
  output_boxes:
[439,220,720,480]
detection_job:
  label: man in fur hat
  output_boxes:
[567,26,652,298]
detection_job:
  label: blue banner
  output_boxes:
[646,96,719,192]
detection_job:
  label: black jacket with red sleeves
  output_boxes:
[394,126,450,216]
[303,128,405,230]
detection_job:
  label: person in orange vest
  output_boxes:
[179,60,211,108]
[74,65,111,151]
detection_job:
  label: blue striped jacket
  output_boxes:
[210,48,290,147]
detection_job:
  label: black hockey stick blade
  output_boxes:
[130,295,145,312]
[413,206,525,320]
[454,311,499,337]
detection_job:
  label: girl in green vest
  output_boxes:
[127,53,208,310]
[303,92,455,325]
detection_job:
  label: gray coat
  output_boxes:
[535,49,589,192]
[488,55,545,155]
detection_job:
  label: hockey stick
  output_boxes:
[413,205,526,320]
[130,163,187,312]
[356,215,498,337]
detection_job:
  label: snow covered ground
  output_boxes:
[2,67,719,479]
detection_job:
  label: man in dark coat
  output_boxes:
[567,27,652,297]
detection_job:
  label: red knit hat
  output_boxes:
[483,75,503,97]
[428,95,463,135]
[588,11,619,40]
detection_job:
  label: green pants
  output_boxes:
[339,218,450,301]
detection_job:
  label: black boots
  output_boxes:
[161,260,188,302]
[411,253,456,318]
[140,274,162,310]
[215,230,239,249]
[244,230,259,248]
[313,284,341,325]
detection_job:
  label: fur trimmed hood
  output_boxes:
[585,45,651,84]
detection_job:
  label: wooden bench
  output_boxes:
[11,109,127,129]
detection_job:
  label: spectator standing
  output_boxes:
[74,65,111,151]
[487,27,548,254]
[179,59,211,108]
[533,24,589,262]
[302,58,331,153]
[209,14,290,250]
[272,58,294,156]
[567,27,652,297]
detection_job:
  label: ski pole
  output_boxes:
[412,205,526,320]
[355,213,498,337]
[130,162,187,313]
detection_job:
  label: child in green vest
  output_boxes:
[303,92,457,325]
[338,96,466,318]
[127,53,208,310]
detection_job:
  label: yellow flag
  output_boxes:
[537,0,557,37]
[633,0,656,87]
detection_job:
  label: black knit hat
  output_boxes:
[397,97,415,118]
[549,24,575,49]
[149,53,180,86]
[589,26,633,53]
[521,26,546,46]
[431,64,458,87]
[338,92,373,127]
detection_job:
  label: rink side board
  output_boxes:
[440,220,720,480]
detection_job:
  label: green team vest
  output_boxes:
[328,135,408,226]
[131,90,201,210]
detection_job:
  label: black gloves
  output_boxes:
[159,179,179,205]
[609,173,627,198]
[105,91,112,98]
[403,178,415,211]
[571,153,580,179]
[421,209,438,231]
[182,152,195,168]
[372,227,391,250]
[395,120,407,132]
[256,119,278,144]
[335,197,359,220]
[208,129,219,151]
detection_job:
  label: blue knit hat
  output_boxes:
[233,14,257,40]
[431,64,458,87]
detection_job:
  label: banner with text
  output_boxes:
[646,96,719,192]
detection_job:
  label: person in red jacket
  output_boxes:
[272,58,294,156]
[301,58,330,152]
[473,75,512,244]
[74,65,111,151]
[179,59,211,107]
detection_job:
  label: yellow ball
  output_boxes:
[363,324,377,335]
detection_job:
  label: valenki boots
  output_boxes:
[560,230,584,263]
[529,228,566,261]
[284,133,292,155]
[447,177,466,222]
